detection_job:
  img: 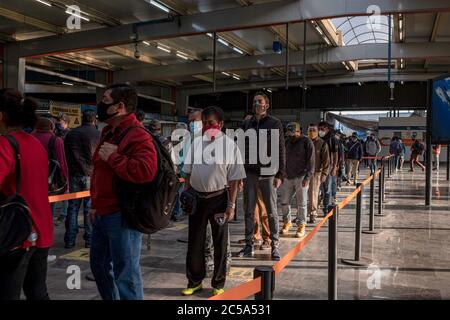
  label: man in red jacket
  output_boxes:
[89,84,158,300]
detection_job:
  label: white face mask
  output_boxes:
[318,130,326,138]
[189,120,202,133]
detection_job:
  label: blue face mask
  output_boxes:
[189,121,202,134]
[55,123,64,131]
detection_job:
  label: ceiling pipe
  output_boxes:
[25,65,175,105]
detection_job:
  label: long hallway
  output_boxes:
[44,167,450,300]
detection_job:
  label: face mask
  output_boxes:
[97,101,119,122]
[318,130,326,138]
[202,124,221,140]
[189,121,203,134]
[308,131,318,139]
[55,123,63,131]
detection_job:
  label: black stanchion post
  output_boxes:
[377,169,387,217]
[447,145,449,181]
[341,184,372,267]
[363,176,381,234]
[254,266,275,300]
[382,160,386,203]
[328,205,338,300]
[387,157,391,178]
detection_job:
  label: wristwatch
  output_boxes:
[227,202,236,209]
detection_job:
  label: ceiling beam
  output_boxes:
[115,42,450,83]
[424,12,442,69]
[9,0,450,58]
[182,70,443,95]
[0,6,65,34]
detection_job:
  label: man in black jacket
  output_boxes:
[239,92,286,261]
[64,110,100,248]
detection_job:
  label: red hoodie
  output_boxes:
[0,131,54,249]
[91,113,158,215]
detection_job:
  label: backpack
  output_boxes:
[415,141,425,155]
[48,136,68,196]
[0,135,33,256]
[366,140,379,155]
[111,126,180,234]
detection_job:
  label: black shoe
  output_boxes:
[85,242,91,249]
[238,245,254,257]
[64,242,75,249]
[309,216,317,224]
[271,247,281,261]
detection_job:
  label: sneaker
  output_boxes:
[280,222,292,235]
[260,241,271,251]
[254,239,263,248]
[213,288,225,296]
[408,169,414,172]
[271,247,281,261]
[237,238,246,244]
[422,167,425,172]
[309,216,317,224]
[85,273,95,282]
[47,255,57,263]
[295,225,306,238]
[238,245,254,257]
[181,284,203,296]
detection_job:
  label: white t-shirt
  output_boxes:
[183,133,246,193]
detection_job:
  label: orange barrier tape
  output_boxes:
[208,277,262,300]
[48,191,91,203]
[48,178,186,203]
[273,209,334,275]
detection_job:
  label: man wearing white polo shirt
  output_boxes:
[181,106,246,297]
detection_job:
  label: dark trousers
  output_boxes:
[0,247,50,300]
[186,192,228,289]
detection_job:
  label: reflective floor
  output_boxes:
[45,165,450,300]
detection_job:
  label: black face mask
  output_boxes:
[97,101,119,122]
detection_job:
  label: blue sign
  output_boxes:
[431,75,450,143]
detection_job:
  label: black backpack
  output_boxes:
[48,135,68,196]
[0,135,33,256]
[110,126,180,234]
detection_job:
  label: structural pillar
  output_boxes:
[4,48,25,92]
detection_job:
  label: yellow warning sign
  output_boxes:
[60,248,90,262]
[49,101,82,129]
[227,267,253,280]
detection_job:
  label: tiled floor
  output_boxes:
[46,166,450,300]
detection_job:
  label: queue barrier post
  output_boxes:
[382,159,386,203]
[328,205,338,300]
[254,266,275,300]
[363,175,381,234]
[387,156,391,178]
[341,183,372,267]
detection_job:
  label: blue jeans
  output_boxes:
[331,175,337,199]
[64,176,92,245]
[369,159,377,174]
[90,212,144,300]
[321,175,333,214]
[171,183,184,220]
[51,201,68,218]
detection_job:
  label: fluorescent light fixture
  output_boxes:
[35,0,52,6]
[148,0,170,13]
[315,26,324,36]
[62,82,74,86]
[157,44,171,53]
[342,62,350,71]
[206,33,213,38]
[221,72,230,76]
[65,10,90,21]
[217,38,229,47]
[232,47,244,54]
[401,81,404,85]
[143,41,150,46]
[232,74,241,80]
[358,82,362,86]
[323,37,331,45]
[176,52,189,60]
[399,19,403,30]
[267,88,272,93]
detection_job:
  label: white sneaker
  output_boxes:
[47,255,57,263]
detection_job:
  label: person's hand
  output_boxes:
[224,207,235,222]
[238,180,244,193]
[302,179,309,188]
[99,142,118,162]
[273,178,282,189]
[88,209,96,225]
[331,167,338,177]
